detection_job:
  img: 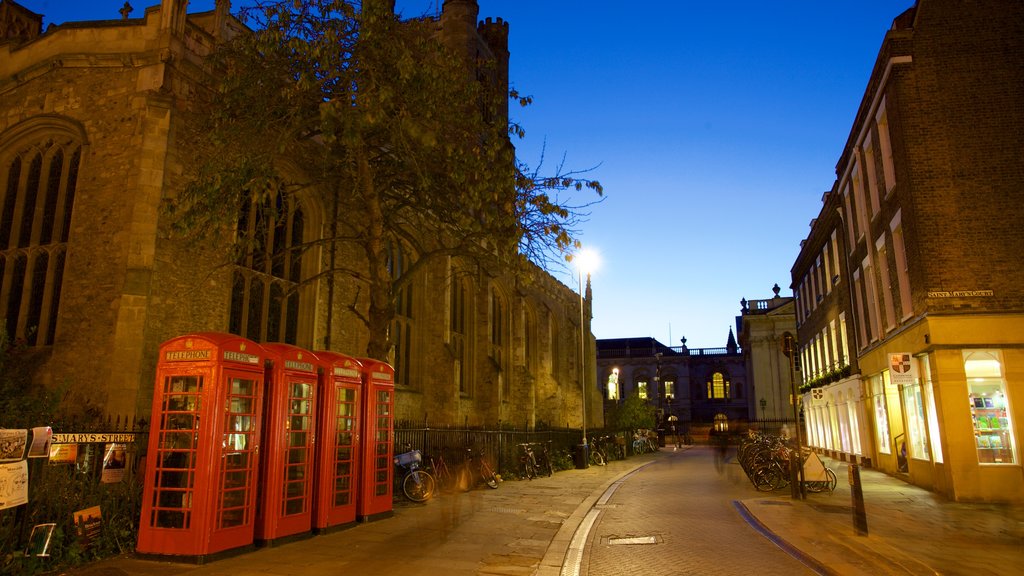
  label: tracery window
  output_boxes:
[229,191,305,344]
[449,271,471,395]
[389,240,414,388]
[0,134,80,345]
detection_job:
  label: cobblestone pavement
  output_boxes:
[581,448,815,576]
[61,454,660,576]
[60,445,1024,576]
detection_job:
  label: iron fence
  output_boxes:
[394,422,629,477]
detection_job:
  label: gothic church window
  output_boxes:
[229,191,305,344]
[449,270,471,395]
[388,239,414,388]
[0,134,80,346]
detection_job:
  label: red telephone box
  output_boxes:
[356,358,394,522]
[312,351,363,532]
[255,343,319,545]
[137,333,266,559]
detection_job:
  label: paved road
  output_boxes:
[581,446,816,575]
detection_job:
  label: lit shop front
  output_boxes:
[855,335,1022,503]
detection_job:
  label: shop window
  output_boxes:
[847,398,862,455]
[921,355,943,463]
[965,350,1016,465]
[870,374,891,454]
[901,381,930,461]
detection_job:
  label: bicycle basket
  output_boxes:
[394,450,422,467]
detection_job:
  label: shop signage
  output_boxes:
[926,290,993,298]
[52,433,137,444]
[889,352,918,386]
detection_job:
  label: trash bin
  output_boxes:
[574,443,589,469]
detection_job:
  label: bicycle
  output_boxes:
[464,447,500,489]
[588,437,606,466]
[534,441,555,477]
[394,447,436,502]
[428,452,465,493]
[518,443,539,480]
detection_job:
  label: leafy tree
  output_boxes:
[606,392,656,432]
[168,0,602,360]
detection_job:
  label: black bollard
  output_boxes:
[848,463,868,535]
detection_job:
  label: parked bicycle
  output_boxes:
[533,441,555,477]
[465,447,500,489]
[518,442,540,480]
[736,432,837,494]
[428,452,464,493]
[588,437,607,466]
[394,446,436,502]
[632,429,657,455]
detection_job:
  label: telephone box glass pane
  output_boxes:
[369,386,393,498]
[281,378,313,517]
[148,375,202,531]
[218,376,258,529]
[332,384,358,508]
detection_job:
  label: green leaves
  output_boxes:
[169,0,602,356]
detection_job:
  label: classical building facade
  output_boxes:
[792,0,1024,502]
[736,284,797,423]
[596,285,797,439]
[0,0,600,431]
[597,330,746,438]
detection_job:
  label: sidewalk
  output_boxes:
[737,455,1024,575]
[60,449,1024,575]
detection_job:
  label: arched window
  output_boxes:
[523,304,537,375]
[714,413,729,432]
[490,285,508,399]
[388,239,414,388]
[707,372,730,399]
[448,267,472,395]
[229,191,305,344]
[0,133,80,346]
[606,368,620,401]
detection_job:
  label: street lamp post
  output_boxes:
[575,249,598,469]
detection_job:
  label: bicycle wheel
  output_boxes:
[824,468,837,493]
[402,470,436,502]
[590,449,605,467]
[520,457,536,480]
[480,460,499,488]
[752,463,785,492]
[541,455,554,477]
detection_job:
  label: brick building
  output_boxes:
[0,0,600,431]
[792,0,1024,502]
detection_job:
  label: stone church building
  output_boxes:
[0,0,600,430]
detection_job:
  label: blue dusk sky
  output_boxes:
[20,0,912,349]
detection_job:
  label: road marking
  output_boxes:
[608,535,659,545]
[560,509,600,576]
[561,461,658,576]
